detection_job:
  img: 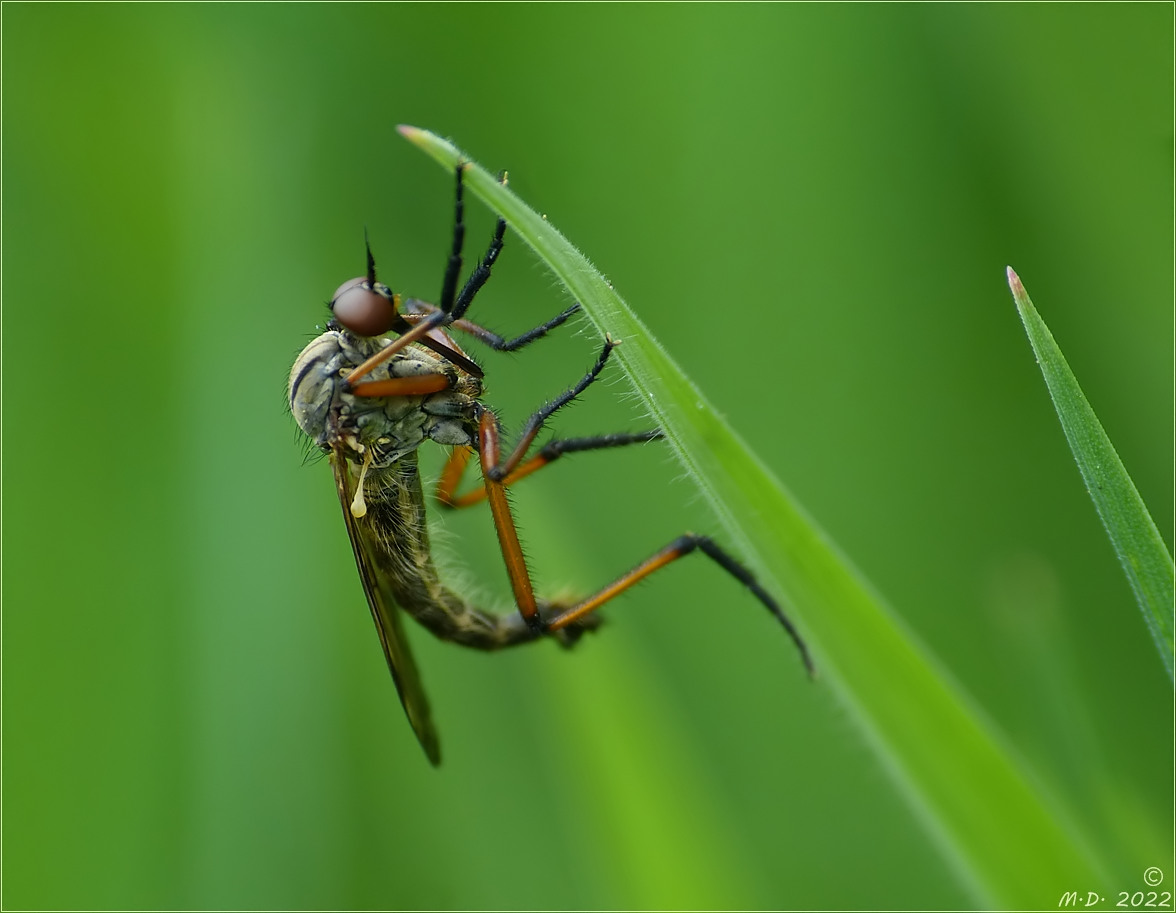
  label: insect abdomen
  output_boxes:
[362,457,542,650]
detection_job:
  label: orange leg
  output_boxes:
[436,445,477,508]
[345,162,502,387]
[436,430,662,509]
[348,374,452,398]
[545,534,814,677]
[344,313,452,386]
[472,409,814,675]
[477,411,540,628]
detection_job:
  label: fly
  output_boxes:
[288,164,813,765]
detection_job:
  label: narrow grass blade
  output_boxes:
[1006,267,1174,681]
[399,127,1107,906]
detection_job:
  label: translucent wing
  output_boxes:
[330,446,442,766]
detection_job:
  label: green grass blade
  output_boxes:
[1007,267,1175,682]
[399,126,1107,906]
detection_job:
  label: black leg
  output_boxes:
[403,299,581,354]
[437,164,509,323]
[543,533,815,678]
[438,163,467,313]
[436,429,663,509]
[451,216,506,321]
[532,429,663,460]
[459,302,579,351]
[487,337,619,481]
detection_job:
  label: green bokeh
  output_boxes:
[3,5,1171,910]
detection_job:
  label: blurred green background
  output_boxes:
[3,5,1171,910]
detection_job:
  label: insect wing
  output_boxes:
[330,447,442,766]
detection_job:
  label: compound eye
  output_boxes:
[330,277,398,336]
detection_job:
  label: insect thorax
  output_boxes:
[288,329,483,465]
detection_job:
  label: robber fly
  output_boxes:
[288,164,813,765]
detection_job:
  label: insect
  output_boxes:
[288,163,813,765]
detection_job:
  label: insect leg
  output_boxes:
[352,233,485,380]
[458,303,579,351]
[403,300,581,353]
[473,404,812,671]
[344,313,451,386]
[348,374,452,398]
[475,408,542,631]
[450,216,506,321]
[486,336,619,482]
[434,163,507,319]
[545,535,815,677]
[436,430,663,508]
[436,446,476,507]
[438,163,467,313]
[448,168,512,320]
[349,165,516,389]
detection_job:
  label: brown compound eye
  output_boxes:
[330,277,398,336]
